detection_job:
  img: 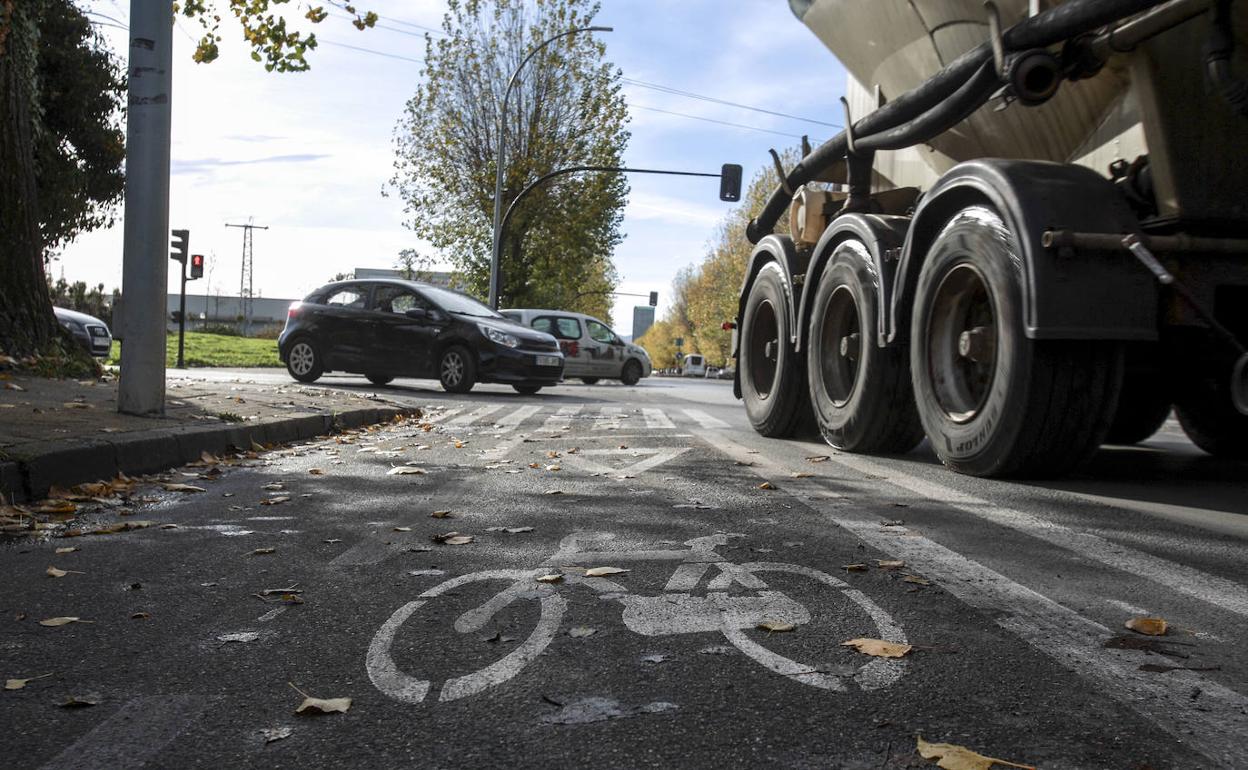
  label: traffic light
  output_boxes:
[648,291,658,307]
[170,229,189,263]
[190,254,204,280]
[719,164,743,202]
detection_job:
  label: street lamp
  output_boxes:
[489,24,613,310]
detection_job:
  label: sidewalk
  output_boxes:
[0,370,419,502]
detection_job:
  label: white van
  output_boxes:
[502,309,653,385]
[681,354,706,377]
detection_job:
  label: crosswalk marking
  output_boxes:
[493,404,542,433]
[424,407,462,424]
[593,406,624,430]
[643,408,675,429]
[541,405,582,433]
[447,404,505,427]
[682,408,729,429]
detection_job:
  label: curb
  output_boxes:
[0,405,417,503]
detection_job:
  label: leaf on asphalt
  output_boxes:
[584,567,629,577]
[393,526,412,532]
[734,460,755,467]
[503,526,533,534]
[249,547,276,556]
[536,574,564,584]
[545,464,562,472]
[5,673,52,690]
[757,620,795,633]
[916,737,1036,770]
[262,482,285,491]
[430,510,453,519]
[757,482,775,490]
[58,694,101,708]
[159,523,178,530]
[308,468,325,475]
[260,496,291,506]
[528,462,541,469]
[790,472,814,478]
[387,466,426,476]
[546,450,561,459]
[46,566,82,578]
[32,499,77,515]
[568,626,596,638]
[131,612,152,620]
[841,638,912,658]
[806,455,830,463]
[89,520,155,536]
[323,538,343,544]
[544,489,564,495]
[454,441,466,449]
[290,683,351,715]
[218,631,260,644]
[431,532,473,545]
[163,483,206,493]
[39,617,92,627]
[842,564,869,572]
[1126,617,1169,636]
[876,559,906,570]
[903,575,933,586]
[200,450,219,465]
[261,726,294,744]
[566,447,579,454]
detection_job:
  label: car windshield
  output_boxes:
[421,286,502,318]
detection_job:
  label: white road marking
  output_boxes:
[40,693,206,770]
[643,408,675,429]
[492,404,542,433]
[561,447,690,477]
[447,404,505,427]
[330,538,403,567]
[593,406,625,430]
[423,407,462,424]
[706,433,1248,768]
[682,408,729,429]
[818,450,1248,620]
[257,607,287,622]
[541,405,582,433]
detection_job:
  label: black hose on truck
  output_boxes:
[1206,0,1248,116]
[746,0,1175,244]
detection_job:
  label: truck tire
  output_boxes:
[1104,347,1170,445]
[740,262,809,437]
[1174,378,1248,458]
[807,239,923,453]
[910,207,1122,477]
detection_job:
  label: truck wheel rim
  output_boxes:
[290,343,314,375]
[820,285,860,407]
[926,263,996,423]
[442,352,463,385]
[747,299,779,399]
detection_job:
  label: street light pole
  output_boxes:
[489,24,612,310]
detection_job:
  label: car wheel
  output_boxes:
[620,360,643,386]
[366,373,395,386]
[286,338,323,383]
[439,345,476,394]
[513,384,542,395]
[580,377,600,385]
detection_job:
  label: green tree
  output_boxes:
[390,0,629,321]
[178,1,376,72]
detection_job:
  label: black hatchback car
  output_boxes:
[277,279,564,394]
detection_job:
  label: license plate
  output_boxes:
[535,355,561,367]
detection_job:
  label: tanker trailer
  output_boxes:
[732,0,1248,477]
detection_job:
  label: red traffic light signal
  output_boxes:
[190,254,204,280]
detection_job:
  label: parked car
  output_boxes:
[54,306,112,358]
[278,279,564,394]
[681,354,706,377]
[500,309,652,386]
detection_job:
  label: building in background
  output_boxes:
[352,267,462,289]
[166,293,298,336]
[632,305,655,342]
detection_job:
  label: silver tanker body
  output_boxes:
[732,0,1248,477]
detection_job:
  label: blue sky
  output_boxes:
[65,1,846,329]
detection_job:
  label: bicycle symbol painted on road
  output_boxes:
[367,532,909,704]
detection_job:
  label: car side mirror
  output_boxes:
[405,307,429,320]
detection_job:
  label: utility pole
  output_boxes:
[117,2,173,415]
[225,220,268,336]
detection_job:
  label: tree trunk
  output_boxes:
[0,0,59,358]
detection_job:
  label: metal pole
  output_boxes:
[489,25,612,310]
[177,259,187,369]
[117,1,173,415]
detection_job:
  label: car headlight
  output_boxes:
[479,324,520,349]
[61,318,84,332]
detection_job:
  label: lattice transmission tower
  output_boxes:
[225,219,268,335]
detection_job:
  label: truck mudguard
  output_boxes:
[736,234,805,352]
[796,213,910,353]
[889,159,1158,343]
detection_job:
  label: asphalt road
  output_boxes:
[5,371,1246,769]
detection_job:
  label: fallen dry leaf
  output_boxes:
[430,510,453,519]
[249,547,277,556]
[757,482,775,490]
[757,620,795,633]
[290,682,351,715]
[387,466,426,476]
[841,638,912,658]
[536,574,564,584]
[54,547,79,555]
[528,462,541,469]
[58,694,101,708]
[251,440,266,451]
[38,617,92,627]
[431,532,473,545]
[584,567,629,577]
[903,575,933,586]
[261,496,291,506]
[323,538,343,544]
[89,520,155,535]
[806,455,830,463]
[1125,617,1168,636]
[876,559,906,570]
[568,626,596,638]
[46,566,82,578]
[261,726,294,743]
[393,526,413,532]
[162,483,206,493]
[308,468,325,475]
[262,482,285,491]
[842,564,869,572]
[131,612,152,620]
[5,673,52,690]
[31,500,76,515]
[916,737,1036,770]
[544,489,564,496]
[790,471,814,479]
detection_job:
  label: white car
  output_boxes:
[502,309,652,385]
[681,354,706,377]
